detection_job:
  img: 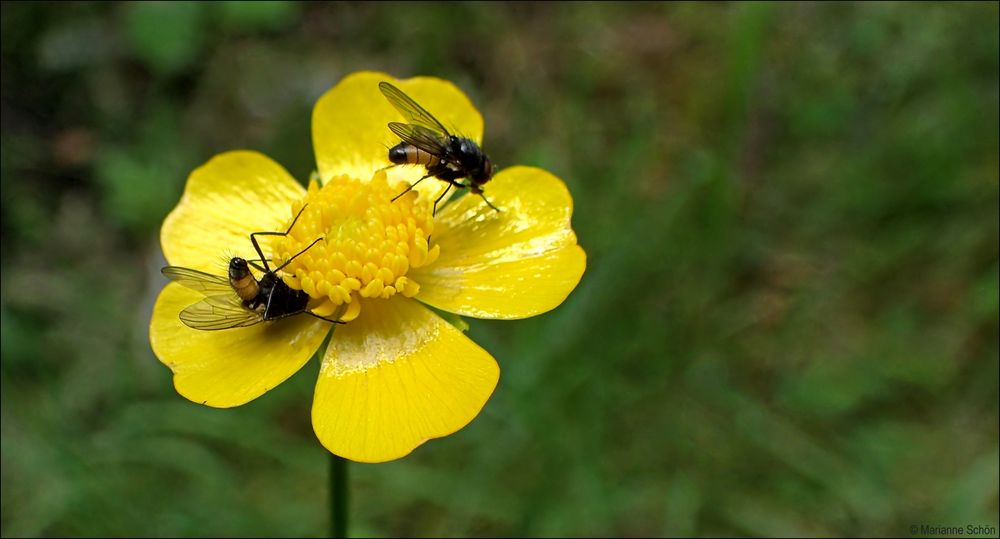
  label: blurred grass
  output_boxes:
[1,1,997,537]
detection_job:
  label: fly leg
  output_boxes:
[471,187,501,213]
[263,309,345,325]
[249,204,310,272]
[391,173,434,202]
[272,237,323,273]
[246,259,271,272]
[305,312,346,324]
[432,182,454,217]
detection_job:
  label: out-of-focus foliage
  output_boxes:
[1,2,997,536]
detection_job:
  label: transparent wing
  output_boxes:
[379,81,450,136]
[178,294,264,331]
[388,122,449,156]
[162,266,232,295]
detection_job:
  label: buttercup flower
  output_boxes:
[149,71,586,463]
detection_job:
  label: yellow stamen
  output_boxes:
[272,170,439,322]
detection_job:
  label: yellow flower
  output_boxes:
[149,71,586,463]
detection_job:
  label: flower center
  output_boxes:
[271,170,439,322]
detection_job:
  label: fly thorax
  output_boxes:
[269,170,439,323]
[458,139,476,155]
[257,272,278,290]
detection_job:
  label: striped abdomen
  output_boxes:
[388,143,441,167]
[228,257,260,302]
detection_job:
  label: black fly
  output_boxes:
[379,81,499,215]
[161,205,343,330]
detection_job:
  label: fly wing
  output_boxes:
[162,266,232,295]
[178,294,263,331]
[379,81,450,136]
[387,122,449,156]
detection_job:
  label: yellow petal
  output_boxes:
[162,150,305,271]
[312,297,499,463]
[150,283,329,407]
[410,166,586,319]
[312,71,484,200]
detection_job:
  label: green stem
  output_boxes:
[330,452,349,538]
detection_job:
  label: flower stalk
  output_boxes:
[330,453,348,538]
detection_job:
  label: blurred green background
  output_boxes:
[2,2,998,537]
